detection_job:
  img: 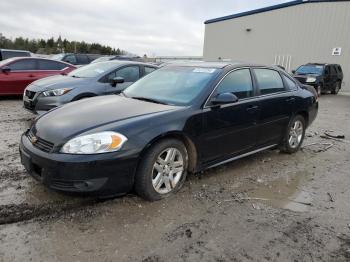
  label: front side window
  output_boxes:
[8,59,37,71]
[282,74,297,90]
[254,69,285,95]
[145,67,156,75]
[215,69,253,99]
[115,66,140,82]
[63,55,77,64]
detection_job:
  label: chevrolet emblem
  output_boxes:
[31,136,38,144]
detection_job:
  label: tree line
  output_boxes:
[0,33,125,55]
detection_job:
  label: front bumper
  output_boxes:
[23,92,69,114]
[19,133,139,196]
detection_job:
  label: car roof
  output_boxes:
[164,61,270,69]
[0,49,30,53]
[96,60,158,67]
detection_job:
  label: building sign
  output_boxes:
[332,47,341,56]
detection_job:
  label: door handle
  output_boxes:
[28,74,35,77]
[246,105,259,112]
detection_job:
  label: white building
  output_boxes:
[203,0,350,92]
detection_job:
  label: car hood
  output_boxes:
[33,95,180,144]
[27,75,92,92]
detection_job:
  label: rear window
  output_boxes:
[254,68,285,95]
[38,60,67,70]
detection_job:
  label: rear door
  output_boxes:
[323,65,331,89]
[252,68,295,146]
[329,65,338,89]
[0,59,38,95]
[200,68,260,164]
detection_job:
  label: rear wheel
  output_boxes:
[135,139,188,201]
[280,115,306,154]
[331,82,341,94]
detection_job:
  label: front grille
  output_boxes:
[51,180,76,190]
[25,90,36,99]
[27,129,54,153]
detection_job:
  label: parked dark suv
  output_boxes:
[51,53,102,66]
[0,49,31,61]
[292,63,343,95]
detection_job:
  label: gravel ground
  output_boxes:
[0,94,350,262]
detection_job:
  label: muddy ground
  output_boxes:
[0,94,350,262]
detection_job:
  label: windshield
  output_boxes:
[68,61,119,78]
[51,54,65,61]
[296,65,324,75]
[124,66,219,106]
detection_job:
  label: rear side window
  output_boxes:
[8,59,37,70]
[215,69,253,99]
[145,67,156,75]
[115,66,140,82]
[38,60,67,70]
[282,75,297,90]
[337,66,342,73]
[2,51,30,60]
[254,69,285,95]
[76,55,89,64]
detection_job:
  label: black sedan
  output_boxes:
[19,62,318,200]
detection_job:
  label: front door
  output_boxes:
[199,68,260,164]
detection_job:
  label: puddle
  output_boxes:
[239,171,313,212]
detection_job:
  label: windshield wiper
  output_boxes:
[131,96,168,105]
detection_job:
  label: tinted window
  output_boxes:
[337,66,342,73]
[216,69,253,99]
[76,54,89,64]
[2,51,30,60]
[145,67,156,75]
[282,75,297,90]
[330,65,337,74]
[115,66,140,82]
[63,55,77,64]
[38,60,66,70]
[8,59,37,70]
[254,69,284,95]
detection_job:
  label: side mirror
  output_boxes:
[2,66,11,74]
[291,70,296,74]
[110,76,125,87]
[211,92,238,105]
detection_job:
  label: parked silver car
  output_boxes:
[23,61,158,114]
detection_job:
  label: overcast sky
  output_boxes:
[0,0,290,56]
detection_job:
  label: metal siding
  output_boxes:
[203,2,350,91]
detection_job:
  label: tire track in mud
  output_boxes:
[0,198,101,225]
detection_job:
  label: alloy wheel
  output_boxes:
[288,120,304,148]
[152,147,184,194]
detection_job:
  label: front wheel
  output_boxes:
[135,139,188,201]
[280,115,306,154]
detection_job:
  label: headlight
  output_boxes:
[42,88,72,97]
[306,77,316,83]
[61,131,127,154]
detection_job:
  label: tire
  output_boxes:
[316,85,321,97]
[280,115,306,154]
[331,82,341,94]
[135,139,188,201]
